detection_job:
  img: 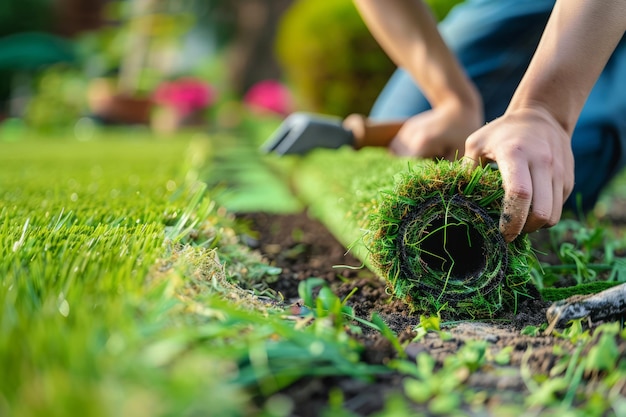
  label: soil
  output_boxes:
[239,210,625,416]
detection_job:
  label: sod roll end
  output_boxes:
[366,160,533,318]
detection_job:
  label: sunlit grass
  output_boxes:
[4,125,626,417]
[0,129,390,417]
[0,130,253,416]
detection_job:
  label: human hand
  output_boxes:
[464,107,575,242]
[389,101,482,160]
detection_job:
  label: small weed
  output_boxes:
[521,323,547,337]
[520,322,626,414]
[413,314,442,341]
[532,218,626,293]
[297,278,406,358]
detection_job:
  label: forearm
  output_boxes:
[509,0,626,135]
[353,0,481,111]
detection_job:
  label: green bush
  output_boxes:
[24,65,87,130]
[275,0,395,117]
[275,0,465,117]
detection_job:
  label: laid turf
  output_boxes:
[0,131,252,416]
[0,129,387,417]
[4,125,626,417]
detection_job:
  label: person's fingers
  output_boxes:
[462,147,480,170]
[523,162,553,233]
[562,155,575,202]
[534,155,569,231]
[463,134,490,168]
[549,176,564,227]
[389,135,417,156]
[389,121,418,156]
[388,137,405,155]
[390,128,446,159]
[461,154,480,171]
[499,161,533,243]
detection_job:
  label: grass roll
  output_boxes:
[291,148,533,318]
[366,158,533,318]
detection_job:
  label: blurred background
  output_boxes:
[0,0,459,138]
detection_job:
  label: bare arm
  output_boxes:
[353,0,479,110]
[511,0,625,134]
[465,0,626,242]
[353,0,482,159]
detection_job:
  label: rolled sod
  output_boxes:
[366,159,533,318]
[290,148,533,318]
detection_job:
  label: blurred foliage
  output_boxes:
[0,0,54,38]
[19,0,205,129]
[0,0,55,106]
[24,65,88,131]
[275,0,395,117]
[205,0,236,49]
[76,0,196,89]
[425,0,466,21]
[275,0,465,117]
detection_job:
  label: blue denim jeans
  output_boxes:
[369,0,626,212]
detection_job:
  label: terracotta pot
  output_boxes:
[87,78,153,125]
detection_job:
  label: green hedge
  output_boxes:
[275,0,395,117]
[275,0,465,117]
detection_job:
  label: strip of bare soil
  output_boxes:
[239,211,623,416]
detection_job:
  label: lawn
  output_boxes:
[0,128,390,417]
[3,126,626,417]
[1,130,251,416]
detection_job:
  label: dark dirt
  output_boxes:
[240,210,625,416]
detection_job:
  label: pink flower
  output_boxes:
[243,80,293,116]
[153,78,216,117]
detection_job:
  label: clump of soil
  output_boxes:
[240,211,579,416]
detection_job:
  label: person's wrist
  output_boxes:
[508,87,579,136]
[505,103,572,138]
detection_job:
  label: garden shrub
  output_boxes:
[24,65,87,130]
[275,0,395,117]
[275,0,465,117]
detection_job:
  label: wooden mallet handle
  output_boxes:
[342,113,406,149]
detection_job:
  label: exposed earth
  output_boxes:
[237,211,626,416]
